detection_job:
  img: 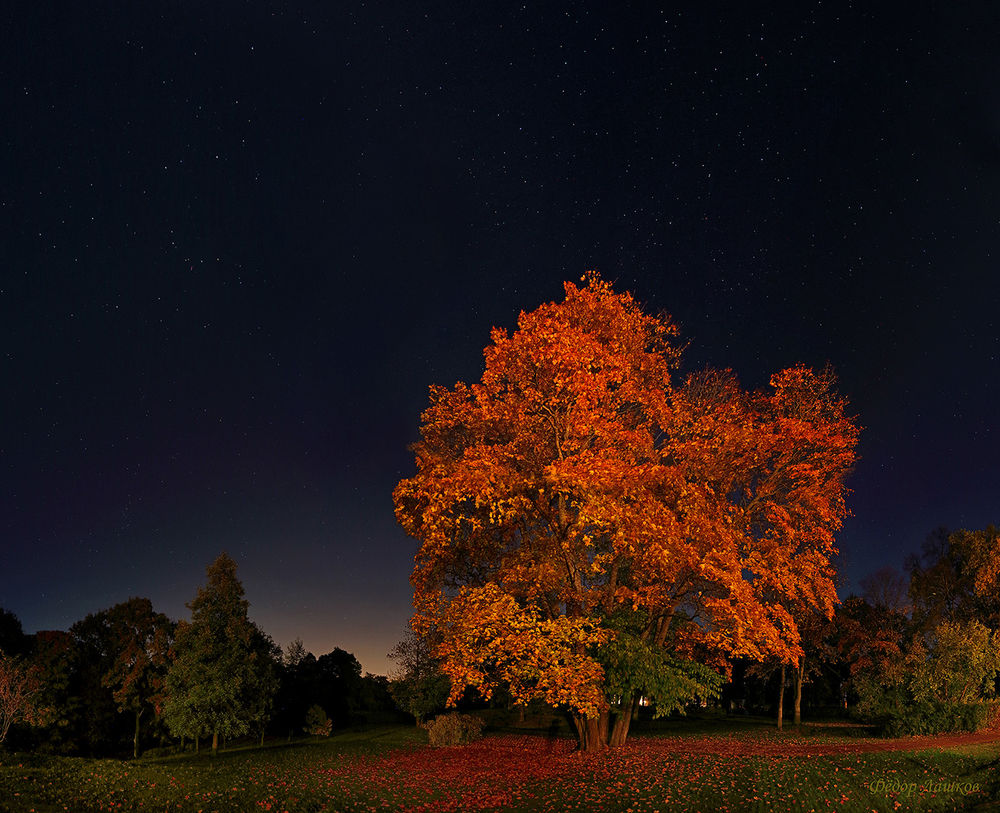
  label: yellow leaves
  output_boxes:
[426,583,611,717]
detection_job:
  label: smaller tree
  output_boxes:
[596,611,724,744]
[245,629,281,746]
[0,655,50,744]
[860,567,911,616]
[284,638,309,668]
[0,609,28,657]
[101,598,174,758]
[316,648,364,726]
[28,631,79,753]
[388,631,450,725]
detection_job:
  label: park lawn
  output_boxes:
[1,723,997,813]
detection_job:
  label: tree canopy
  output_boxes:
[395,274,859,749]
[162,553,278,753]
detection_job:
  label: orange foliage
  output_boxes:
[394,274,859,728]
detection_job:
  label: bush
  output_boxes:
[304,705,332,737]
[880,701,991,737]
[423,713,484,746]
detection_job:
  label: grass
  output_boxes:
[1,719,997,812]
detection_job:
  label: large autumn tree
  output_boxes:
[394,275,859,750]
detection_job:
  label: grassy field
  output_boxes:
[2,717,997,812]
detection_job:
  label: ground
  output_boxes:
[2,719,998,811]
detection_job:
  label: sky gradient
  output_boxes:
[3,3,999,674]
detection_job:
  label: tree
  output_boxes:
[29,630,79,753]
[100,598,174,758]
[67,613,119,754]
[304,704,332,736]
[0,655,49,744]
[284,638,309,669]
[910,619,999,706]
[949,526,1000,629]
[275,646,318,739]
[833,596,907,696]
[394,275,859,750]
[162,553,276,754]
[316,648,364,727]
[245,628,281,746]
[388,631,450,724]
[908,526,1000,633]
[0,609,28,657]
[859,566,910,615]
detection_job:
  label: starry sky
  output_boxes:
[3,3,998,674]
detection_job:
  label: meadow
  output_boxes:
[2,716,998,812]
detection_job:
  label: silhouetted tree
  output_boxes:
[388,631,449,724]
[316,648,363,727]
[68,614,122,754]
[860,566,911,615]
[0,609,28,657]
[100,598,174,758]
[30,631,79,753]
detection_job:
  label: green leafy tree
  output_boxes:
[910,619,1000,705]
[245,627,281,746]
[597,611,724,743]
[163,553,276,753]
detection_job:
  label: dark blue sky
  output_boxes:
[3,2,998,673]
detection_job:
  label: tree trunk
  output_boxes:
[793,656,804,727]
[609,694,640,747]
[777,663,785,730]
[212,728,219,754]
[259,729,265,747]
[573,712,609,751]
[133,709,142,759]
[195,735,199,754]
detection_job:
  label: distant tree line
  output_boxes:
[0,554,400,757]
[3,529,997,757]
[724,526,1000,734]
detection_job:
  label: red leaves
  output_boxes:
[395,275,859,741]
[0,655,49,742]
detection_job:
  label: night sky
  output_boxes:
[3,3,998,675]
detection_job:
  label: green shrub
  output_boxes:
[304,705,332,737]
[880,701,990,737]
[423,712,484,746]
